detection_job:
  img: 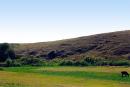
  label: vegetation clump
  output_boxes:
[0,43,15,62]
[19,56,44,66]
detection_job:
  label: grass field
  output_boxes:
[0,66,130,87]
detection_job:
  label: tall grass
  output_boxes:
[3,66,130,83]
[1,66,130,87]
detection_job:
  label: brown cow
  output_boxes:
[121,71,129,77]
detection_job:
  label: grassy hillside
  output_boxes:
[14,30,130,60]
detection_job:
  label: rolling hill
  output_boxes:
[14,30,130,60]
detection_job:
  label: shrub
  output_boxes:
[5,58,13,67]
[47,51,56,59]
[19,57,43,66]
[12,60,21,67]
[59,60,75,66]
[109,60,130,66]
[59,59,90,66]
[84,57,98,65]
[0,67,4,71]
[95,61,110,66]
[78,60,90,66]
[5,58,21,67]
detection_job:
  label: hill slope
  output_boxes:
[14,30,130,60]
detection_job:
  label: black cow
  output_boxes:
[121,71,129,77]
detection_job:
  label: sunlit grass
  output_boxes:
[1,66,130,87]
[37,66,130,73]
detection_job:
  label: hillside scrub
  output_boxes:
[18,56,44,66]
[1,46,130,67]
[1,56,130,67]
[59,57,130,66]
[14,30,130,60]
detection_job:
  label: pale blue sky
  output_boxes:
[0,0,130,43]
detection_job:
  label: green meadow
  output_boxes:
[0,66,130,87]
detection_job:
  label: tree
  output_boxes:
[0,43,16,62]
[5,58,13,67]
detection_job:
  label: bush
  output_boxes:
[59,57,130,66]
[5,58,13,67]
[0,67,4,71]
[109,60,130,66]
[78,60,90,66]
[19,57,43,66]
[84,57,98,65]
[12,60,21,67]
[95,61,110,66]
[59,60,74,66]
[59,60,90,66]
[5,58,21,67]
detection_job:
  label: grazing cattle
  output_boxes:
[121,71,129,77]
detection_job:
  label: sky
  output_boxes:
[0,0,130,43]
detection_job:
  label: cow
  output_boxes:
[121,71,129,77]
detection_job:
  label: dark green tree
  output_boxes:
[0,43,15,62]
